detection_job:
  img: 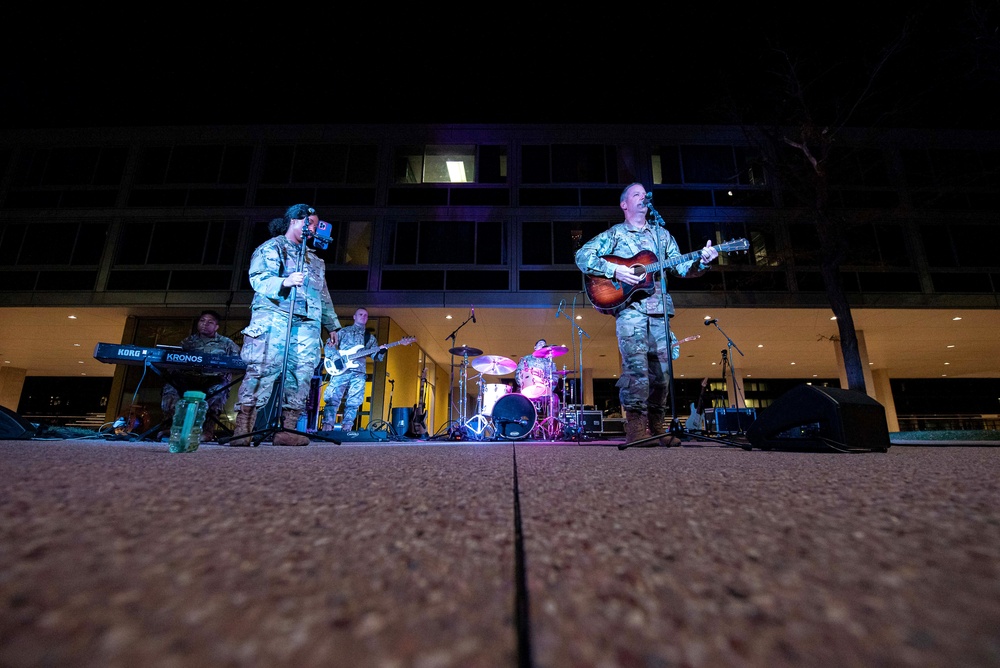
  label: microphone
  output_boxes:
[471,305,476,323]
[704,319,718,326]
[555,299,564,318]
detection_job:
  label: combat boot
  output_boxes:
[229,405,256,447]
[320,407,337,432]
[272,410,310,446]
[624,410,649,445]
[648,408,681,447]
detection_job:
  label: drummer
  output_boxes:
[515,339,558,400]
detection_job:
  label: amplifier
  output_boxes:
[575,410,603,433]
[716,408,756,433]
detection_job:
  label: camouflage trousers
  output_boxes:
[236,311,322,411]
[322,371,366,430]
[615,312,676,414]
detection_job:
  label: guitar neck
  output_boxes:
[644,249,704,275]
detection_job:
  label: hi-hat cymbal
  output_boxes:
[533,345,569,358]
[449,345,483,357]
[553,369,576,376]
[472,355,517,375]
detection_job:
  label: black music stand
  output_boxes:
[219,223,340,446]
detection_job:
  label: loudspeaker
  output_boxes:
[746,385,890,453]
[391,407,413,437]
[715,408,756,433]
[0,406,36,440]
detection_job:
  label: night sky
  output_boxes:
[1,4,996,130]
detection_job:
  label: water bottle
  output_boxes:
[168,390,208,453]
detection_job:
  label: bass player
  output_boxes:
[320,308,387,434]
[574,182,718,446]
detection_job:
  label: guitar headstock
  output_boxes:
[402,336,417,346]
[719,238,750,253]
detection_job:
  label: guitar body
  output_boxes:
[584,239,749,313]
[325,343,366,376]
[584,250,659,313]
[411,368,428,437]
[686,377,709,433]
[686,403,704,431]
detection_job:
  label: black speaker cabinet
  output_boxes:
[715,408,757,433]
[0,406,35,440]
[746,385,890,453]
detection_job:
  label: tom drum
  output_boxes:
[491,393,536,440]
[516,366,551,399]
[481,383,511,416]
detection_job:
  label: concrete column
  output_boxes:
[0,366,27,412]
[871,368,900,432]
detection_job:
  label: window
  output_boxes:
[393,145,506,184]
[259,144,378,184]
[521,144,633,185]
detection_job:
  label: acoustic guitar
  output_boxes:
[584,238,749,314]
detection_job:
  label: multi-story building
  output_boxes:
[1,123,998,436]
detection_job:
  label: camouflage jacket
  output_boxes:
[248,235,340,334]
[575,222,706,317]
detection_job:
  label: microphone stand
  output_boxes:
[444,312,475,439]
[706,319,752,446]
[556,295,592,443]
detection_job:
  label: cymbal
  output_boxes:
[553,369,576,376]
[449,345,483,357]
[533,345,569,358]
[472,355,517,375]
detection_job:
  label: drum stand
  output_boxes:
[532,360,562,440]
[464,373,494,440]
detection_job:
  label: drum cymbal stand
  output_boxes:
[534,356,561,440]
[556,294,593,443]
[464,372,493,440]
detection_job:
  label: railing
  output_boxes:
[896,415,1000,432]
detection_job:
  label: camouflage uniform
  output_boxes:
[321,323,385,432]
[236,234,340,413]
[161,332,240,436]
[575,222,706,418]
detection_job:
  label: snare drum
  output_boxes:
[531,392,560,417]
[481,383,511,416]
[491,393,536,440]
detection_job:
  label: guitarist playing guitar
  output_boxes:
[320,308,415,434]
[574,183,732,448]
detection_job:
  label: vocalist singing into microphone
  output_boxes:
[574,183,718,446]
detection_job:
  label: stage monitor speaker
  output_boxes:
[746,385,890,453]
[0,406,36,440]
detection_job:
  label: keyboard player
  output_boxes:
[159,310,241,442]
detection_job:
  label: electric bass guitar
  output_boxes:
[686,377,709,432]
[324,336,416,377]
[411,367,428,437]
[584,238,749,314]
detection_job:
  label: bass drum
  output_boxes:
[491,393,536,440]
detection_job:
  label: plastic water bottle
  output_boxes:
[168,390,208,453]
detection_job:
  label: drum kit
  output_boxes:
[449,343,573,441]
